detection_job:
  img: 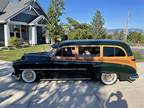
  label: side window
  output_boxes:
[103,47,114,57]
[55,47,76,57]
[79,47,100,57]
[103,47,126,57]
[115,47,126,56]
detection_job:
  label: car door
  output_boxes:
[51,46,78,78]
[75,46,102,78]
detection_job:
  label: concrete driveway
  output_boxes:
[0,61,144,108]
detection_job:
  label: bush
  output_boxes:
[128,32,144,45]
[132,50,143,60]
[8,37,20,47]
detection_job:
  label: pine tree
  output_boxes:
[46,0,64,43]
[91,10,106,39]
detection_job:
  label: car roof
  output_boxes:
[52,39,133,56]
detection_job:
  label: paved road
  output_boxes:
[0,62,144,108]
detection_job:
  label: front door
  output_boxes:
[37,27,45,44]
[52,46,79,78]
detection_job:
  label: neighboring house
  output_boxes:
[0,0,48,46]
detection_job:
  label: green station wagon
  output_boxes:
[12,39,138,85]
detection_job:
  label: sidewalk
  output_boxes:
[136,62,144,73]
[0,60,11,65]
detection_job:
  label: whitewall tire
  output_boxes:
[21,70,37,83]
[101,73,117,85]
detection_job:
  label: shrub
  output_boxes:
[8,37,20,47]
[132,50,143,60]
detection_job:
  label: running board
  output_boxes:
[40,78,91,81]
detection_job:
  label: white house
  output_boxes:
[0,0,48,46]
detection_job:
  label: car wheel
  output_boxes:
[21,70,37,83]
[101,73,117,85]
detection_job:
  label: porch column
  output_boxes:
[29,26,37,45]
[4,23,10,47]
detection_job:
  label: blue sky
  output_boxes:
[38,0,144,29]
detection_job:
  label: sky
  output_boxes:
[38,0,144,29]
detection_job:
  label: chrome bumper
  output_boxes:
[11,72,20,80]
[129,74,139,81]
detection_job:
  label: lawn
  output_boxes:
[132,48,144,62]
[0,44,51,61]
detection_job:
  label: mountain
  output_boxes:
[107,28,144,35]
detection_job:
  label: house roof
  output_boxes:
[0,0,47,22]
[29,15,45,25]
[0,0,29,21]
[0,0,9,12]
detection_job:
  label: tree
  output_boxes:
[91,10,106,39]
[113,31,125,41]
[66,18,93,39]
[46,0,64,43]
[67,17,80,29]
[127,32,144,44]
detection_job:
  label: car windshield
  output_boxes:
[48,48,57,57]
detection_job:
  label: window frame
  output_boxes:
[102,45,127,57]
[55,46,77,57]
[77,45,101,57]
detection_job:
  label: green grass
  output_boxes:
[136,57,144,62]
[132,50,144,62]
[0,44,51,61]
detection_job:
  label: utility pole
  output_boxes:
[124,11,131,41]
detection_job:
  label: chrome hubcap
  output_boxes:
[103,73,115,82]
[22,70,36,83]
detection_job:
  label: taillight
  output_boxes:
[131,58,136,61]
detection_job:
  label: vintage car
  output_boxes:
[12,39,138,85]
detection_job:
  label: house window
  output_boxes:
[9,24,21,38]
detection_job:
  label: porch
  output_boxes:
[3,16,47,47]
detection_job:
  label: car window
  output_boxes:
[79,47,100,57]
[55,47,76,57]
[115,47,126,56]
[103,47,126,57]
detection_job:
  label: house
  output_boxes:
[0,0,48,47]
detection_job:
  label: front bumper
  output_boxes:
[11,72,20,80]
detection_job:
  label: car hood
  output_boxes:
[22,52,51,61]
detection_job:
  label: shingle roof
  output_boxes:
[0,0,31,21]
[0,0,9,12]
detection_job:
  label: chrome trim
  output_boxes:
[129,74,139,81]
[19,68,87,71]
[41,78,91,81]
[11,74,20,80]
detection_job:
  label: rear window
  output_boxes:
[103,47,126,57]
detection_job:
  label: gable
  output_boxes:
[10,6,38,23]
[31,2,48,19]
[0,0,48,22]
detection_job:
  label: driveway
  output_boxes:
[0,62,144,108]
